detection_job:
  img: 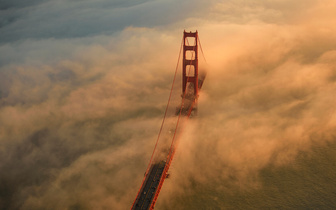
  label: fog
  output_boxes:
[1,0,336,209]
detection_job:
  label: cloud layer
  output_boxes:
[1,0,336,209]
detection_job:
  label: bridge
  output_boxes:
[131,31,206,210]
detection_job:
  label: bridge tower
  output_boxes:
[183,30,198,97]
[181,30,199,116]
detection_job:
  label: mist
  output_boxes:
[1,0,336,209]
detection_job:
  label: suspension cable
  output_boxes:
[133,33,203,209]
[131,36,184,208]
[164,36,196,175]
[198,34,207,64]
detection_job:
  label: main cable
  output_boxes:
[164,36,196,179]
[131,36,184,209]
[198,34,207,64]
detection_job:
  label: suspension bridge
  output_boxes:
[131,30,207,210]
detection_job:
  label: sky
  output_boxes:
[1,0,336,209]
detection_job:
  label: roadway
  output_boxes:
[132,161,166,210]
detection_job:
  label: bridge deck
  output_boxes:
[132,72,207,210]
[132,161,166,210]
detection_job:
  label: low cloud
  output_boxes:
[0,27,183,209]
[1,0,336,209]
[156,1,336,208]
